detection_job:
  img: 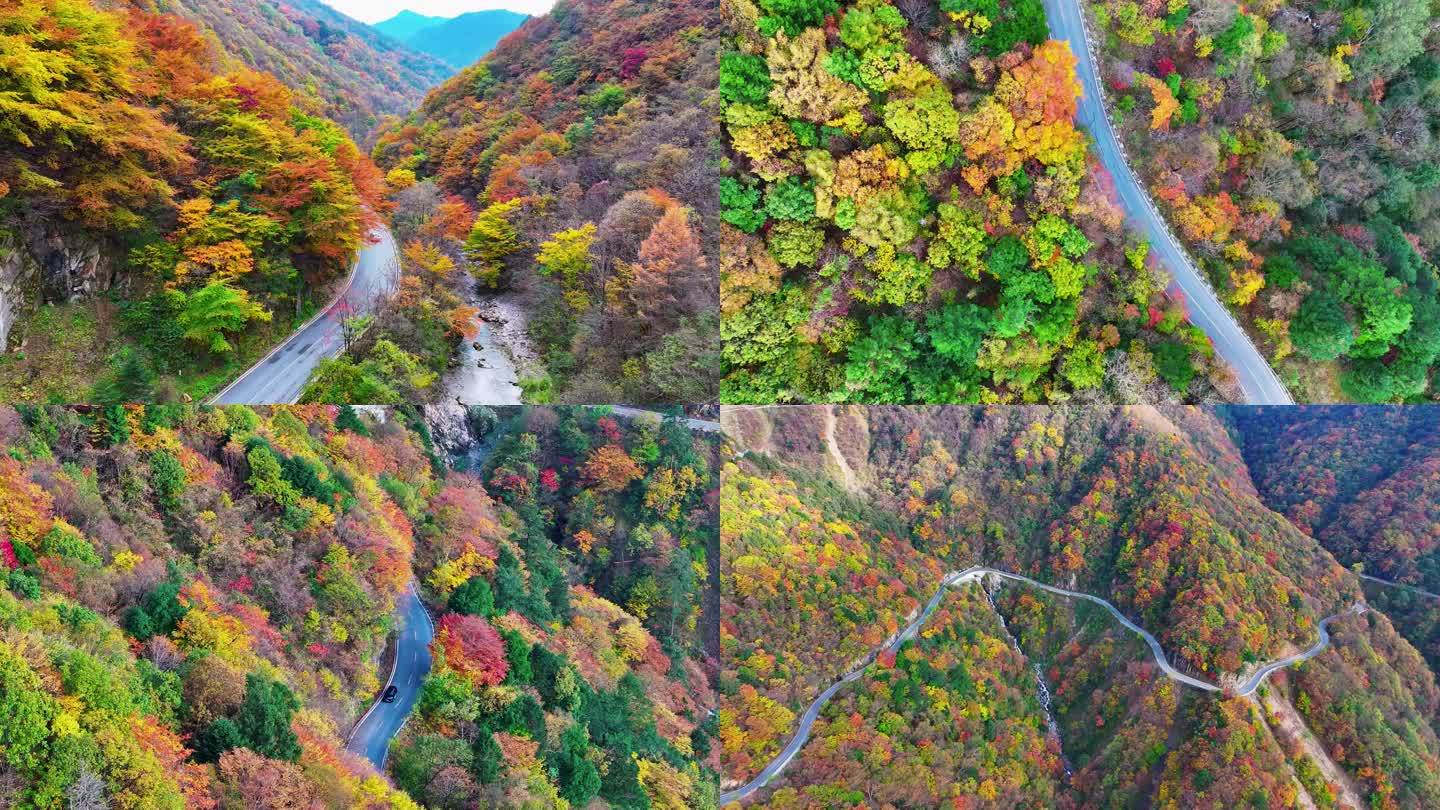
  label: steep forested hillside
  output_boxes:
[759,583,1070,807]
[0,404,429,807]
[393,406,720,807]
[149,0,451,138]
[1083,0,1440,401]
[0,0,387,401]
[1229,407,1440,587]
[1229,406,1440,683]
[0,403,719,808]
[721,405,1440,808]
[720,0,1225,404]
[369,0,720,404]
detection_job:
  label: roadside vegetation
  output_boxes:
[721,0,1226,404]
[0,0,387,402]
[1085,0,1440,400]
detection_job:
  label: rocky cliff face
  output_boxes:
[0,222,116,349]
[0,236,37,350]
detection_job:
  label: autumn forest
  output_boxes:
[720,404,1440,809]
[8,0,1440,805]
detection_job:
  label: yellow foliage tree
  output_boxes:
[1145,75,1180,130]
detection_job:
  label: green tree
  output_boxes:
[502,629,532,685]
[194,718,244,763]
[0,647,56,771]
[1263,254,1300,289]
[844,315,921,402]
[246,444,301,507]
[176,281,270,354]
[1291,290,1355,361]
[1352,0,1429,80]
[149,450,186,513]
[392,734,472,798]
[757,0,840,36]
[927,301,991,366]
[128,580,188,639]
[1061,339,1105,389]
[334,405,369,436]
[719,52,772,104]
[92,349,155,406]
[555,724,602,805]
[448,576,495,617]
[471,730,503,784]
[763,176,816,222]
[1154,340,1196,393]
[720,177,766,233]
[493,546,526,615]
[236,674,301,762]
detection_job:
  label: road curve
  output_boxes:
[347,582,434,770]
[1043,0,1293,404]
[720,566,1355,804]
[1359,572,1440,600]
[609,405,721,433]
[340,407,709,774]
[212,227,400,405]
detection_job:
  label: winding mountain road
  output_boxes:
[342,408,711,774]
[1359,572,1440,600]
[1043,0,1293,404]
[212,227,400,404]
[610,406,721,433]
[719,566,1358,804]
[347,582,434,769]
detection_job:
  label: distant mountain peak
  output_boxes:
[373,9,450,41]
[375,8,530,72]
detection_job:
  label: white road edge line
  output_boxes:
[208,227,385,405]
[346,580,418,749]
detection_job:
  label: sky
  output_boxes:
[320,0,553,24]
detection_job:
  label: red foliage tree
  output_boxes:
[433,613,509,687]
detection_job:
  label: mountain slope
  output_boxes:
[0,405,430,808]
[0,0,388,402]
[0,403,720,808]
[400,10,529,69]
[389,405,721,808]
[370,0,720,404]
[1079,0,1440,402]
[1229,407,1440,588]
[151,0,451,138]
[721,405,1440,808]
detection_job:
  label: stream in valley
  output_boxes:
[444,317,521,405]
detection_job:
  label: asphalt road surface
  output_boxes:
[719,565,1355,804]
[341,408,711,773]
[610,405,720,433]
[1359,572,1440,600]
[346,583,434,770]
[212,227,400,404]
[1042,0,1293,404]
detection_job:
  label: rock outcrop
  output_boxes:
[0,222,116,348]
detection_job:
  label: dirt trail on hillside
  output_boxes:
[824,405,860,493]
[1256,688,1364,810]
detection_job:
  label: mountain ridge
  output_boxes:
[152,0,451,138]
[372,8,447,40]
[373,7,530,69]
